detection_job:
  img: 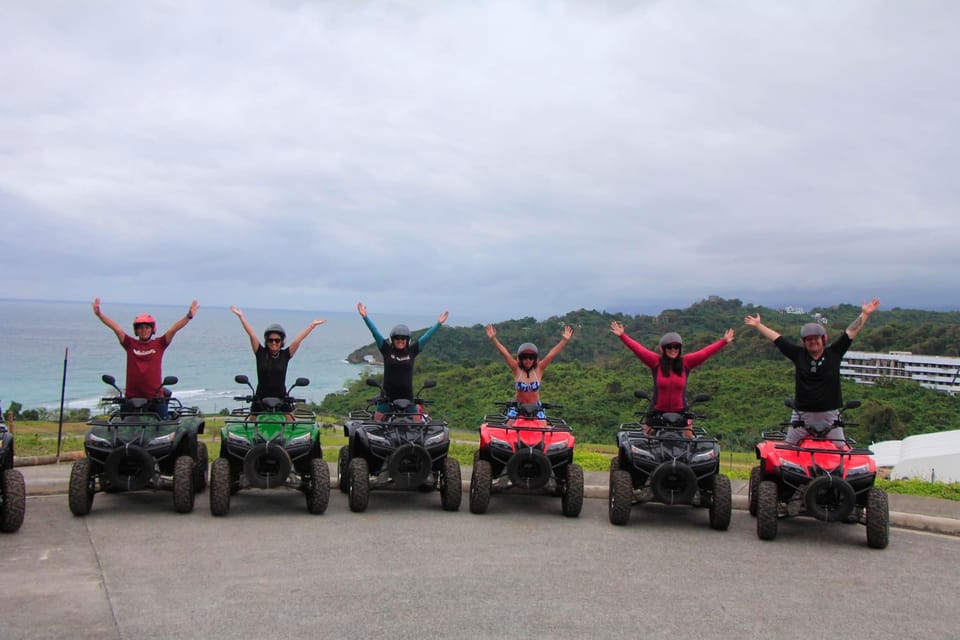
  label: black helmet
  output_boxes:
[264,323,286,341]
[517,342,539,358]
[800,323,826,338]
[659,332,683,348]
[390,324,411,339]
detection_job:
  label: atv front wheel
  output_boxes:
[608,469,632,526]
[469,459,492,514]
[337,446,350,494]
[440,457,462,511]
[68,458,95,516]
[756,480,778,541]
[348,457,370,513]
[561,463,584,518]
[0,468,26,532]
[305,458,331,515]
[866,488,890,550]
[709,474,732,531]
[209,458,232,516]
[194,442,209,493]
[748,466,761,517]
[173,455,196,513]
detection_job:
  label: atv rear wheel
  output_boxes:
[469,459,492,514]
[348,457,370,513]
[561,463,584,518]
[866,488,890,550]
[0,468,26,533]
[337,446,350,494]
[748,466,761,517]
[756,480,778,541]
[608,469,632,526]
[194,442,209,493]
[172,455,196,513]
[709,474,732,531]
[305,458,331,515]
[68,458,95,516]
[440,457,462,511]
[209,458,231,516]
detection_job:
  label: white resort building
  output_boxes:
[841,351,960,395]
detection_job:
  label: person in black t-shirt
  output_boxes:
[231,306,325,412]
[744,298,879,444]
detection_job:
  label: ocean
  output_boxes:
[0,299,449,415]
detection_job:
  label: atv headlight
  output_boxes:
[148,432,176,447]
[691,449,717,463]
[86,433,111,446]
[779,459,806,475]
[228,432,251,445]
[287,432,313,447]
[630,445,655,460]
[490,436,511,448]
[424,432,447,446]
[547,440,569,453]
[367,433,389,445]
[847,463,872,477]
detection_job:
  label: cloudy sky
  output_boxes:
[2,1,957,321]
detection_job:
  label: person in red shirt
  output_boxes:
[92,298,199,414]
[610,321,734,436]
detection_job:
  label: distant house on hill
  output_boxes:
[841,351,960,395]
[782,306,805,315]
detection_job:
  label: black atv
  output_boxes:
[608,390,731,530]
[338,378,461,513]
[0,415,25,533]
[68,374,207,515]
[209,375,329,516]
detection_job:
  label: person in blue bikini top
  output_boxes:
[486,323,573,417]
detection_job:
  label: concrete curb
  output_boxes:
[14,451,84,467]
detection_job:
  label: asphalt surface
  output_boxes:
[4,464,960,640]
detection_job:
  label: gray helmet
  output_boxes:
[517,342,539,358]
[659,332,683,348]
[800,323,827,338]
[263,323,286,341]
[390,324,411,339]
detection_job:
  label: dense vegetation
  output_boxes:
[323,297,960,449]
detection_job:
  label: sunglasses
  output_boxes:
[266,338,283,344]
[519,354,537,360]
[664,344,681,350]
[392,336,409,341]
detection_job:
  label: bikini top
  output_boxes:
[516,379,541,393]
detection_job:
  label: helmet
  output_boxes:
[800,323,827,339]
[517,342,539,358]
[659,332,683,348]
[263,323,286,341]
[390,324,411,339]
[132,314,156,331]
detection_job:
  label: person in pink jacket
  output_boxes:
[610,321,734,436]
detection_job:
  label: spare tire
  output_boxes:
[103,446,155,491]
[649,460,698,505]
[506,449,552,491]
[804,475,856,522]
[242,443,292,489]
[386,444,432,490]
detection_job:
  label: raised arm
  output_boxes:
[485,324,520,373]
[357,302,386,345]
[845,298,880,339]
[683,329,734,369]
[92,298,126,344]
[416,310,448,349]
[231,306,260,352]
[539,325,573,371]
[743,313,781,342]
[163,300,198,344]
[289,319,326,357]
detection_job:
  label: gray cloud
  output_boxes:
[2,1,957,319]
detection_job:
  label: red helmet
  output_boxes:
[133,313,156,332]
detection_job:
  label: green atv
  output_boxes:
[209,375,330,516]
[69,374,208,515]
[0,413,26,533]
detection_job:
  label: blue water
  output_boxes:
[0,299,448,414]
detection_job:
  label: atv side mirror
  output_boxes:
[634,390,650,400]
[693,393,711,404]
[293,377,310,388]
[783,398,796,409]
[845,400,861,410]
[235,374,250,385]
[102,374,117,386]
[162,375,178,387]
[366,377,382,388]
[421,379,437,389]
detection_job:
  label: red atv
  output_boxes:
[749,399,889,549]
[470,401,583,517]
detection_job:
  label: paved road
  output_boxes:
[5,485,960,640]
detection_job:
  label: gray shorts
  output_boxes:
[785,409,844,445]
